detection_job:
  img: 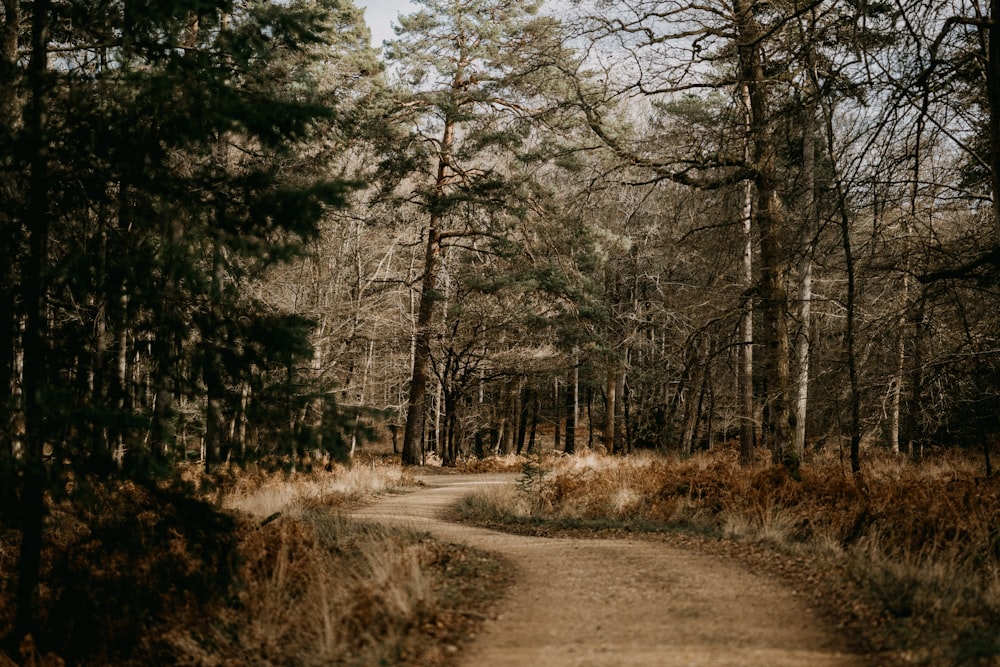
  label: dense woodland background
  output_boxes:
[3,0,1000,644]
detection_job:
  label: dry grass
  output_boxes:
[453,453,535,474]
[454,447,1000,665]
[219,457,414,518]
[0,459,508,666]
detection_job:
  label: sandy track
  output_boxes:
[352,473,867,667]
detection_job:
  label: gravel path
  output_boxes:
[352,473,867,667]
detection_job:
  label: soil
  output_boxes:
[353,473,872,667]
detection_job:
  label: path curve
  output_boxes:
[352,473,866,667]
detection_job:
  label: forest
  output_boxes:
[2,0,1000,662]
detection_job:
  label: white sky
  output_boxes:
[361,0,417,48]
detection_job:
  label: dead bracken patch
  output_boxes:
[0,463,509,666]
[453,448,1000,666]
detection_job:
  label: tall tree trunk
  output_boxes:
[734,0,797,476]
[401,223,440,464]
[16,0,50,636]
[738,82,756,465]
[891,182,919,456]
[986,0,1000,249]
[905,296,926,456]
[0,0,21,495]
[203,241,227,472]
[795,103,817,459]
[819,95,862,475]
[401,107,455,464]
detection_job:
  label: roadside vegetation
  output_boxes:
[453,448,1000,666]
[0,458,510,666]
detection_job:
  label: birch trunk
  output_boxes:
[738,81,755,465]
[795,104,817,459]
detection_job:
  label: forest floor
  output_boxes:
[352,472,872,667]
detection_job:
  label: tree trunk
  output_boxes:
[553,377,561,451]
[203,240,227,472]
[526,391,539,454]
[401,224,441,464]
[402,101,456,464]
[516,382,529,455]
[573,353,580,426]
[564,371,576,454]
[603,361,617,453]
[819,93,862,475]
[0,0,21,504]
[734,0,797,476]
[16,0,51,637]
[986,0,1000,249]
[738,82,756,466]
[794,102,817,459]
[586,386,594,448]
[442,392,458,465]
[680,342,707,455]
[500,392,514,455]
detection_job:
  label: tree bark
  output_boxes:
[401,100,455,463]
[400,224,438,464]
[204,251,226,471]
[16,0,50,637]
[737,82,756,466]
[819,92,862,475]
[526,391,539,454]
[515,381,529,455]
[987,0,1000,249]
[734,0,798,476]
[564,371,576,454]
[603,360,617,453]
[0,0,20,489]
[794,102,817,460]
[553,377,561,451]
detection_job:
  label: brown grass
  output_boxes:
[0,460,510,666]
[454,447,1000,666]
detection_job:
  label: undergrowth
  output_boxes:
[453,447,1000,666]
[0,459,505,666]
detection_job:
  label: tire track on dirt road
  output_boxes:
[352,473,868,667]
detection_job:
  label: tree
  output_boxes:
[380,0,581,464]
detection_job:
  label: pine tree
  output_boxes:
[380,0,582,464]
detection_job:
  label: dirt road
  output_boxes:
[352,473,867,667]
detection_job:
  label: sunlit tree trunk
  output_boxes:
[794,102,817,460]
[401,217,443,464]
[738,82,756,465]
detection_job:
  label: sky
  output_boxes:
[360,0,417,48]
